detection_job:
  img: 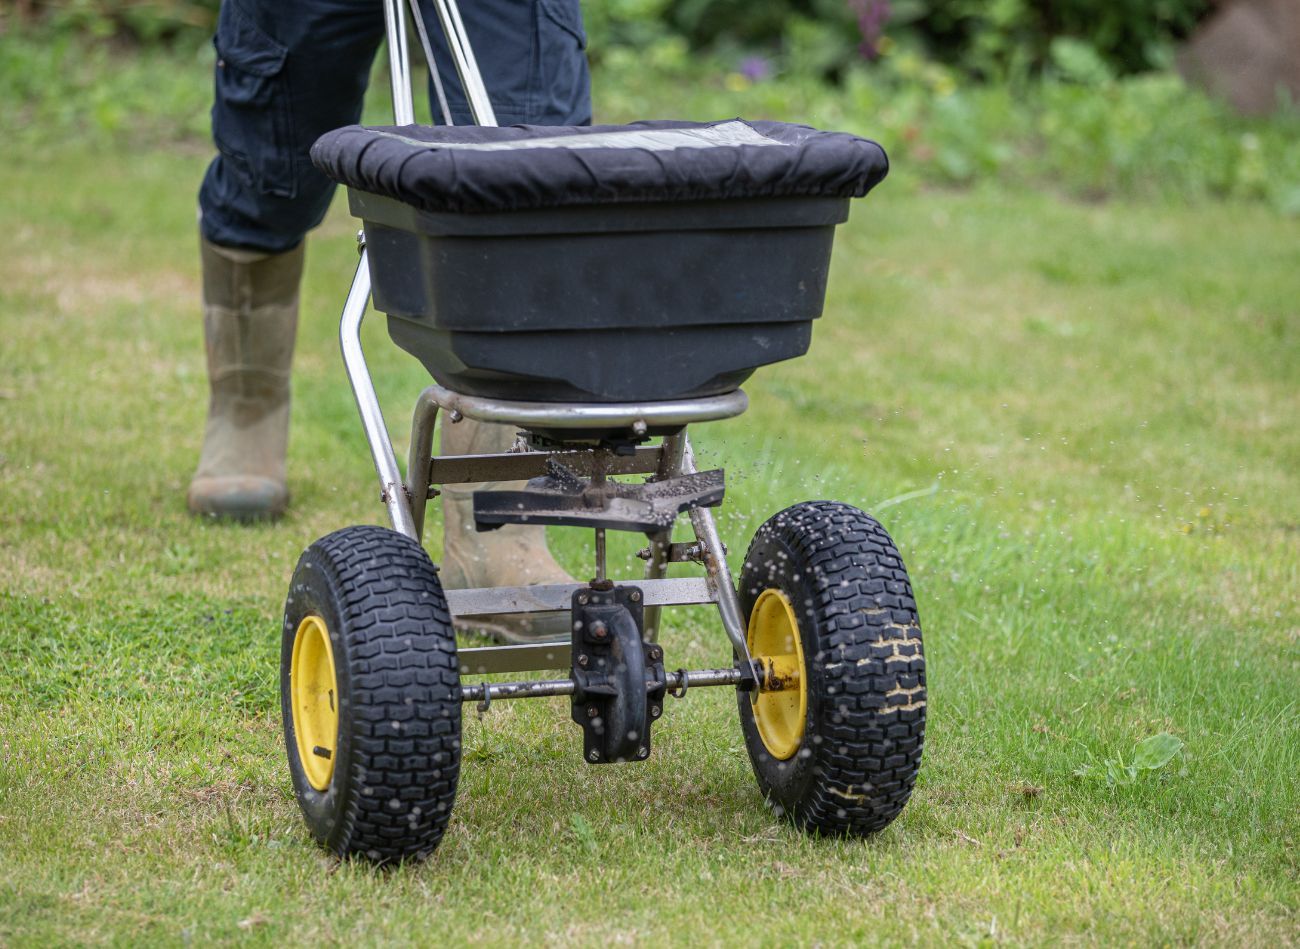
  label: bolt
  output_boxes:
[629,590,641,602]
[638,746,648,758]
[577,593,589,606]
[591,621,608,640]
[577,654,589,668]
[650,705,661,718]
[587,705,599,718]
[632,419,648,436]
[649,646,663,662]
[588,750,600,762]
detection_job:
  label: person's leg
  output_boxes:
[193,0,592,639]
[416,0,591,639]
[192,0,384,518]
[416,0,591,125]
[188,239,303,519]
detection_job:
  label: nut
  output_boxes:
[629,590,642,602]
[576,654,589,668]
[588,750,600,762]
[587,705,599,718]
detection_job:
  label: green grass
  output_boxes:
[2,65,1300,948]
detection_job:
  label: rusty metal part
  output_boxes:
[472,459,725,533]
[459,663,775,705]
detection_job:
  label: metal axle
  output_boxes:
[459,665,764,705]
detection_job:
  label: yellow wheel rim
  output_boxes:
[747,589,807,760]
[290,614,339,792]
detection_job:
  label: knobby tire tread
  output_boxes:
[295,525,461,863]
[740,501,925,836]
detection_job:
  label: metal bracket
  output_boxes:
[403,385,747,541]
[636,541,717,565]
[474,460,725,533]
[430,445,662,488]
[570,585,666,764]
[445,576,714,620]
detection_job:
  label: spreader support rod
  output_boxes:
[459,664,779,705]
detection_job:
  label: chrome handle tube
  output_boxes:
[382,0,416,125]
[430,0,499,126]
[682,436,755,677]
[339,254,419,539]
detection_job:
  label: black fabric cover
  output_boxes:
[310,119,888,214]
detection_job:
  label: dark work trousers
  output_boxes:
[198,0,591,253]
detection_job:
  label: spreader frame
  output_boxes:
[283,0,925,863]
[337,0,760,693]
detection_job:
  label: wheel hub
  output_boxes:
[747,589,807,760]
[290,614,339,791]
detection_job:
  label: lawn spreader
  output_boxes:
[280,0,926,863]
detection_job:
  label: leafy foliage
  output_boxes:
[4,0,219,45]
[596,0,1213,79]
[596,42,1300,213]
[886,0,1211,78]
[7,0,1212,82]
[4,25,1298,214]
[1076,733,1186,786]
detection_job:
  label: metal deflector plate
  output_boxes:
[473,463,725,532]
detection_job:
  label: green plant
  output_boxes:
[6,0,218,45]
[579,0,677,66]
[1076,733,1186,786]
[885,0,1211,78]
[8,26,1300,213]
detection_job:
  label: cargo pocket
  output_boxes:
[539,0,587,49]
[532,0,591,124]
[211,1,296,198]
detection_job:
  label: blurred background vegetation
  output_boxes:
[2,0,1214,74]
[3,0,1298,212]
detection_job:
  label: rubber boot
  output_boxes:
[440,418,575,643]
[188,236,304,521]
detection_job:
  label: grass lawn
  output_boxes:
[2,110,1299,944]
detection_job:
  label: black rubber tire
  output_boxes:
[281,525,461,863]
[737,501,925,836]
